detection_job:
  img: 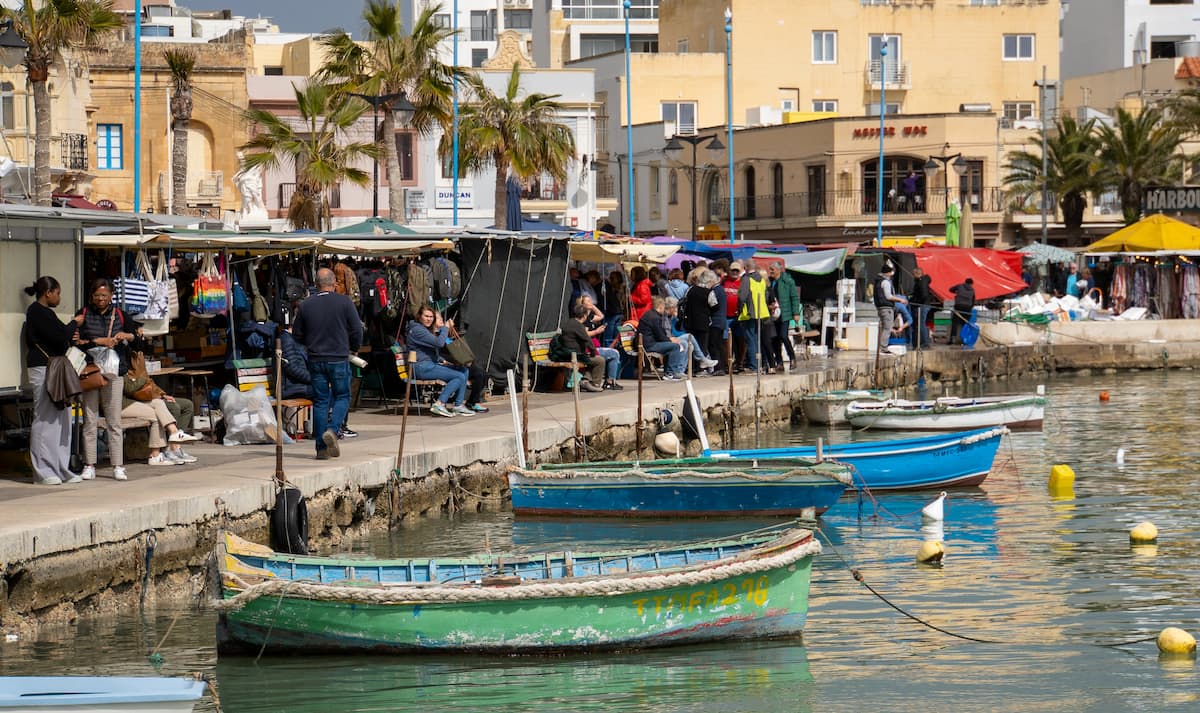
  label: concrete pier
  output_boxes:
[3,329,1200,632]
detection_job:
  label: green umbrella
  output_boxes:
[944,200,962,247]
[326,217,418,235]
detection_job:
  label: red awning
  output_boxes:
[892,246,1027,301]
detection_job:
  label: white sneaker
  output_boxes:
[168,430,199,443]
[430,403,455,418]
[169,449,198,464]
[452,405,476,416]
[37,476,63,485]
[113,466,128,481]
[148,453,178,467]
[81,465,95,480]
[63,473,83,484]
[700,358,719,369]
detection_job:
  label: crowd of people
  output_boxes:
[873,263,981,353]
[562,258,805,390]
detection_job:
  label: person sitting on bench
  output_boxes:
[406,305,473,418]
[558,303,606,392]
[635,296,688,381]
[120,376,199,467]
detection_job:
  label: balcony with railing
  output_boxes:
[865,60,912,90]
[710,187,1007,222]
[278,182,341,210]
[60,133,87,171]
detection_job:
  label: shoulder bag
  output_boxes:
[443,324,476,366]
[79,363,108,392]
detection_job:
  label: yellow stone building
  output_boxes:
[87,35,252,214]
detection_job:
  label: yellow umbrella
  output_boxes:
[1084,213,1200,252]
[961,200,975,249]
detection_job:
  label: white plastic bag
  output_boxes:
[219,384,292,446]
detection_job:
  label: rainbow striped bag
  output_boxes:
[190,252,228,316]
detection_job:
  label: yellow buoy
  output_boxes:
[1048,464,1075,499]
[1157,627,1196,656]
[1130,521,1159,544]
[916,541,944,564]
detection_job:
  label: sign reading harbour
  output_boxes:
[1143,186,1200,212]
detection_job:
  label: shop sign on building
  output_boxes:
[852,125,928,138]
[435,188,473,209]
[1143,186,1200,212]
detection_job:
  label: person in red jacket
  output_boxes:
[721,261,746,371]
[629,266,653,321]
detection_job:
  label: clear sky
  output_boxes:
[198,1,371,35]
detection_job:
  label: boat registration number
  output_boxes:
[632,575,770,617]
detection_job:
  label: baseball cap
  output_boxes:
[729,261,743,273]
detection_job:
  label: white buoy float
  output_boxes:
[921,491,947,522]
[1116,448,1126,465]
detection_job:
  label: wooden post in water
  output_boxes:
[522,352,531,466]
[396,351,416,473]
[686,338,693,380]
[273,334,285,486]
[636,334,645,459]
[726,335,736,449]
[571,351,582,462]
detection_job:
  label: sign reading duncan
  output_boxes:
[1142,186,1200,212]
[853,125,928,139]
[435,188,472,209]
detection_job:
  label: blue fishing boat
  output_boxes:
[507,458,851,517]
[0,676,206,712]
[706,427,1007,491]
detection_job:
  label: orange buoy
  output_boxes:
[1099,391,1111,402]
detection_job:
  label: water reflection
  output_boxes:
[214,641,814,713]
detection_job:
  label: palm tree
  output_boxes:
[1162,88,1200,137]
[1003,116,1102,232]
[443,63,577,229]
[318,0,459,223]
[1095,107,1187,224]
[163,47,195,215]
[0,0,121,206]
[239,81,378,231]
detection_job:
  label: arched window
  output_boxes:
[0,82,13,131]
[772,163,784,218]
[744,165,756,219]
[668,169,678,205]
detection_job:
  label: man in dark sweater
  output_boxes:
[293,267,362,459]
[949,277,976,345]
[558,304,605,392]
[636,296,687,380]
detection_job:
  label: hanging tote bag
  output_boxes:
[139,253,171,335]
[443,325,476,366]
[191,253,229,317]
[112,252,151,316]
[165,251,180,319]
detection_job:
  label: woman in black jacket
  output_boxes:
[24,276,84,485]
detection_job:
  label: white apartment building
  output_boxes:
[1062,0,1200,79]
[408,0,658,68]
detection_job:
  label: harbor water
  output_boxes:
[3,370,1200,711]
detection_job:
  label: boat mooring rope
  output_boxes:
[814,526,1160,648]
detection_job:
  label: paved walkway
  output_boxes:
[0,351,880,563]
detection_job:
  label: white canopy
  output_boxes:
[568,241,680,264]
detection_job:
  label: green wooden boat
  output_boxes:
[214,525,821,654]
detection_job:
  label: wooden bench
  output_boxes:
[525,331,583,392]
[615,323,664,379]
[390,346,446,413]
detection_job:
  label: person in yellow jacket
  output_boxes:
[736,259,769,372]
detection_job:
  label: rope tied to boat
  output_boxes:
[212,536,822,611]
[507,466,854,487]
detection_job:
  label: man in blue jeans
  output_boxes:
[635,296,687,380]
[293,267,362,460]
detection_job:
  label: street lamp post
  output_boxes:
[623,0,635,237]
[923,149,969,213]
[664,133,724,240]
[348,91,415,219]
[876,37,886,247]
[724,7,734,243]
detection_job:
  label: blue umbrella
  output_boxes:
[505,175,523,231]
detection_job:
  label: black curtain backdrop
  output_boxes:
[459,237,571,384]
